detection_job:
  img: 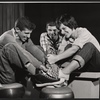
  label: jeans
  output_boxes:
[74,42,100,72]
[0,43,45,85]
[60,42,100,72]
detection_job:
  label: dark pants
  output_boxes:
[0,43,45,85]
[59,42,100,72]
[75,42,100,72]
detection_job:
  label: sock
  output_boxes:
[59,69,69,80]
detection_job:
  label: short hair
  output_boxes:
[46,21,57,29]
[56,14,78,29]
[14,16,36,31]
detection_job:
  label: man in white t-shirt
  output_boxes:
[47,14,100,81]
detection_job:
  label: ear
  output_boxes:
[15,27,20,33]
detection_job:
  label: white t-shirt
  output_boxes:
[58,27,100,52]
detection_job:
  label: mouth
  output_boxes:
[65,34,70,38]
[22,37,28,41]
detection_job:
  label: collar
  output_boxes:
[47,33,60,43]
[11,28,19,39]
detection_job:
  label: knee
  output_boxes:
[1,43,19,56]
[4,43,17,48]
[3,43,18,52]
[84,42,95,49]
[82,42,96,54]
[0,74,15,84]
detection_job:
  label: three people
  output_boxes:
[0,13,100,88]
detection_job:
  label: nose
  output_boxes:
[61,30,65,34]
[51,30,55,34]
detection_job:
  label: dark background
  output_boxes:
[25,3,100,45]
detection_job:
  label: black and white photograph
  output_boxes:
[0,1,100,99]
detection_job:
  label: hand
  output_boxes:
[40,65,48,72]
[47,54,57,64]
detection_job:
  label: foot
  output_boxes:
[59,69,70,80]
[33,64,65,87]
[33,69,65,87]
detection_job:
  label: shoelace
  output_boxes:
[41,70,58,80]
[42,57,59,79]
[46,64,59,79]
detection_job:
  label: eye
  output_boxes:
[65,31,69,33]
[53,29,56,32]
[25,32,29,34]
[62,27,65,31]
[48,29,52,31]
[25,32,31,35]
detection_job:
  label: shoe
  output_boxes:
[53,80,68,88]
[33,64,65,87]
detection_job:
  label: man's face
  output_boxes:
[60,23,73,38]
[47,26,59,40]
[17,28,32,42]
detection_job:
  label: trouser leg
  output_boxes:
[5,43,43,69]
[73,42,100,72]
[60,42,100,74]
[0,43,43,84]
[0,43,28,84]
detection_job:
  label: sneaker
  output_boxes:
[33,64,65,87]
[53,81,68,88]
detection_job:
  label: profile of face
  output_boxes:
[47,26,59,40]
[60,23,73,38]
[15,28,32,42]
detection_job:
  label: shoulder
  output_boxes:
[77,27,90,34]
[1,30,13,38]
[76,27,91,37]
[40,32,47,37]
[0,29,16,44]
[4,29,13,36]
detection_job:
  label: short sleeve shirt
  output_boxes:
[58,27,100,52]
[72,27,100,52]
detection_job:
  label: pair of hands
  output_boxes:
[41,54,69,80]
[46,54,58,64]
